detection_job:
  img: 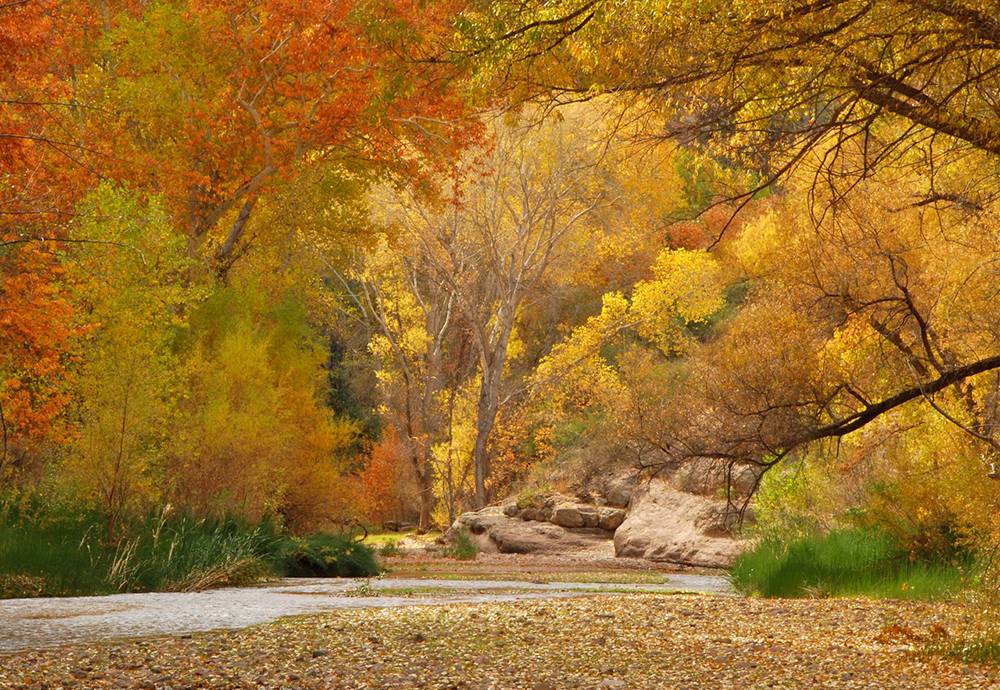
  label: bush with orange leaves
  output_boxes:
[348,429,417,527]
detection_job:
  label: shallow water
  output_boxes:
[0,574,731,654]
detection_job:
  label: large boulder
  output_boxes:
[613,478,748,568]
[447,507,613,554]
[598,506,626,531]
[672,458,760,498]
[595,472,636,508]
[550,503,585,528]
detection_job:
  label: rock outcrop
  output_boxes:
[446,462,752,567]
[613,478,747,568]
[503,494,627,532]
[672,458,760,498]
[447,506,612,554]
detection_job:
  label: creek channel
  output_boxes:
[0,573,731,654]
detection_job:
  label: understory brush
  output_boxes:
[443,527,478,560]
[0,499,378,598]
[730,527,974,601]
[279,533,381,578]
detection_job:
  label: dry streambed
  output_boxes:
[0,575,729,654]
[1,593,997,689]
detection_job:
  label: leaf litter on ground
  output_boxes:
[1,593,998,688]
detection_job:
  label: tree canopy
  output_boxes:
[454,0,1000,486]
[3,0,1000,544]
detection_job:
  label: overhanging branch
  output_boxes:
[805,353,1000,443]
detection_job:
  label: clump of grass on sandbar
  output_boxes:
[0,496,379,598]
[730,527,974,601]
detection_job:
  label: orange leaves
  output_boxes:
[0,2,58,80]
[0,2,91,217]
[0,5,87,455]
[82,0,473,257]
[0,238,78,449]
[350,429,412,525]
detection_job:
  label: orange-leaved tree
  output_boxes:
[75,0,475,271]
[0,1,94,482]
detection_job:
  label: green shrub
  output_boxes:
[932,633,1000,666]
[444,528,478,561]
[278,534,381,578]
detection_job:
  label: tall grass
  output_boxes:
[0,509,112,597]
[730,528,973,601]
[0,500,380,598]
[107,513,285,592]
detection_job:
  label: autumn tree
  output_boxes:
[0,237,77,483]
[62,185,189,543]
[167,280,359,531]
[531,248,728,472]
[73,0,473,272]
[343,101,702,514]
[0,0,91,218]
[456,0,1000,482]
[0,1,94,476]
[338,233,468,530]
[608,144,1000,503]
[375,110,614,508]
[460,0,1000,184]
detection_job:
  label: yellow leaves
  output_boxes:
[430,380,479,525]
[534,248,726,430]
[540,248,725,382]
[59,186,193,529]
[169,283,358,530]
[732,207,788,280]
[537,247,723,392]
[632,248,726,355]
[359,235,436,369]
[535,291,628,387]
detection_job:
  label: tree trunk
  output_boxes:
[472,365,503,509]
[413,449,436,532]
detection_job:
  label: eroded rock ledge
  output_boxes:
[613,479,745,569]
[447,460,756,568]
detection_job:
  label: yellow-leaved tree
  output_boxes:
[167,281,358,532]
[531,248,727,465]
[63,185,191,544]
[339,233,464,530]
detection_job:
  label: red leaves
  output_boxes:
[351,429,412,524]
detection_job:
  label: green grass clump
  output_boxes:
[0,505,285,596]
[934,635,1000,665]
[364,531,414,546]
[730,527,972,600]
[111,514,283,592]
[0,497,380,598]
[378,540,403,557]
[0,509,113,596]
